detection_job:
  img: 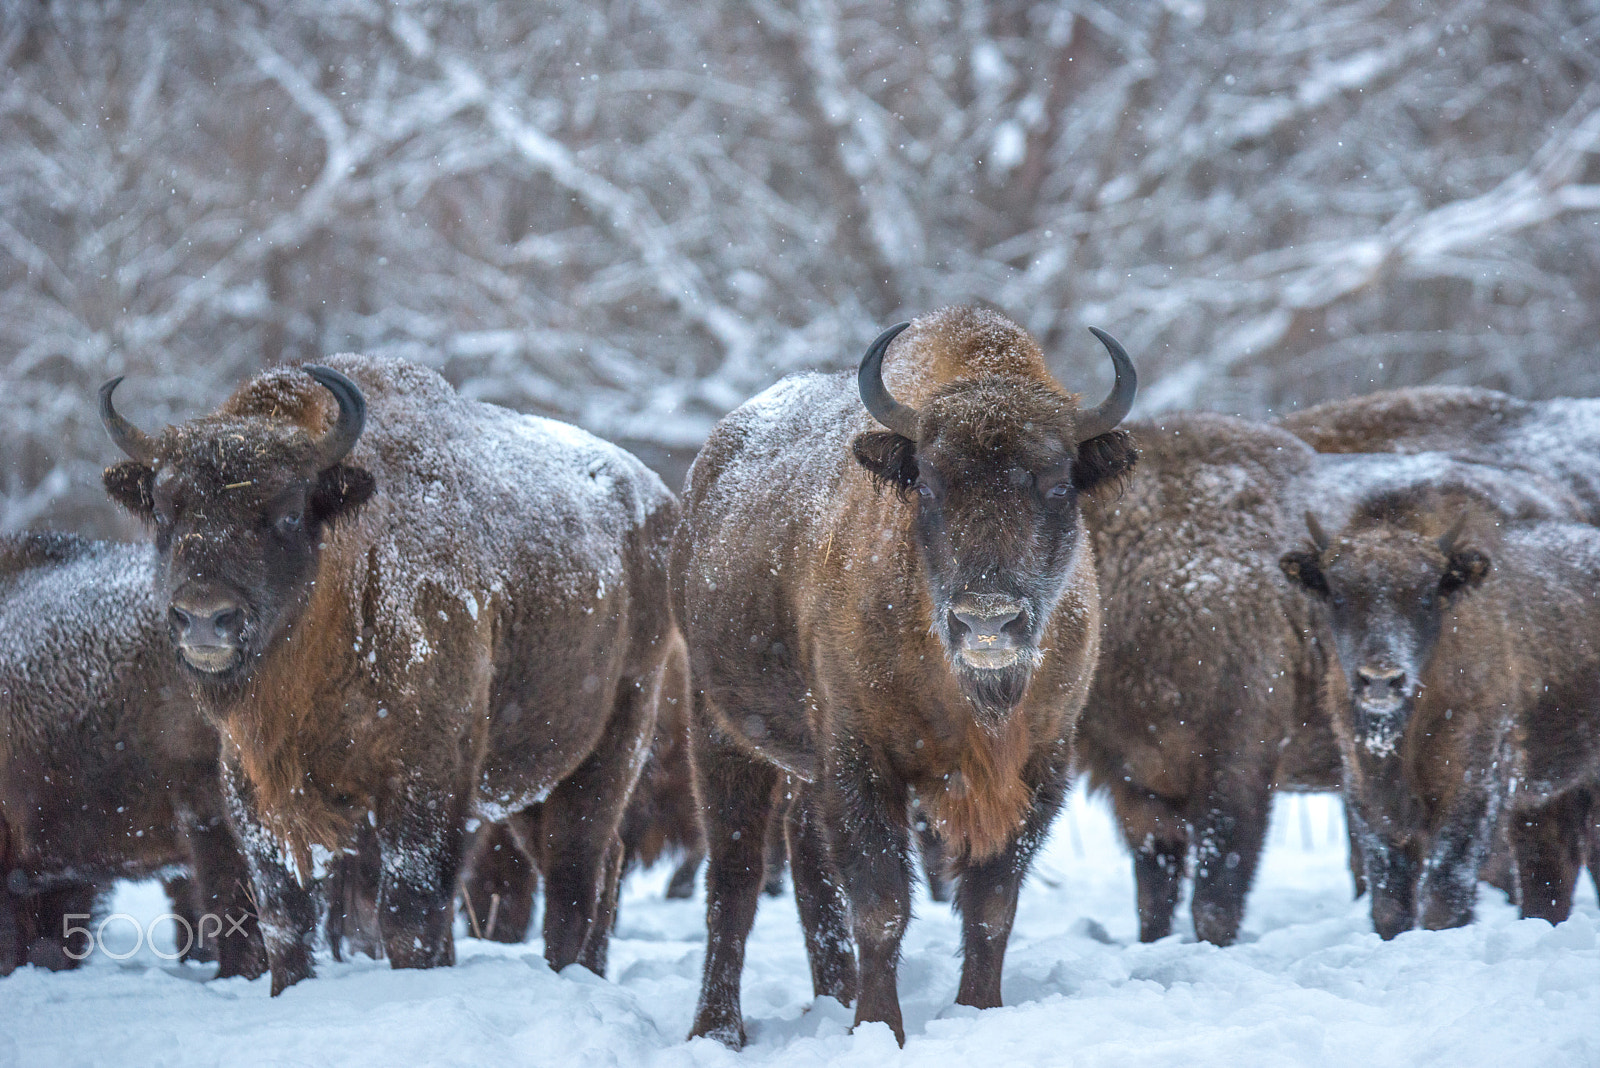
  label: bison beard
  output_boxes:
[674,306,1136,1046]
[100,355,677,994]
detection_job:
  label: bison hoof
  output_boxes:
[688,1011,746,1049]
[268,949,315,995]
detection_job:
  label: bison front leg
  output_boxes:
[823,741,913,1046]
[184,812,267,978]
[1417,790,1496,934]
[220,756,317,994]
[1354,812,1421,941]
[376,780,467,970]
[539,672,655,976]
[786,782,857,1006]
[688,716,780,1047]
[1509,790,1591,924]
[954,761,1070,1010]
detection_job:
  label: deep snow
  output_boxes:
[4,792,1597,1068]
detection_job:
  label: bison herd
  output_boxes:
[3,306,1598,1047]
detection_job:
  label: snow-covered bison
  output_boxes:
[0,532,264,978]
[99,355,679,993]
[671,306,1137,1045]
[1282,482,1600,937]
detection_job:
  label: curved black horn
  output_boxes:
[98,377,158,464]
[857,321,917,439]
[1304,511,1330,553]
[1437,513,1469,554]
[1076,328,1138,442]
[303,365,367,469]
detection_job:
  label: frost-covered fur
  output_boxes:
[0,532,264,978]
[673,307,1136,1046]
[1078,416,1569,946]
[1280,386,1600,523]
[1281,485,1600,938]
[1078,414,1342,947]
[102,355,679,994]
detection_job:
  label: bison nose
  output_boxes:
[949,594,1028,648]
[170,597,245,648]
[1355,664,1407,700]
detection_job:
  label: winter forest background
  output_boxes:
[3,0,1599,538]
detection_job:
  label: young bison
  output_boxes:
[99,356,678,993]
[1282,486,1600,936]
[672,306,1137,1045]
[0,532,263,978]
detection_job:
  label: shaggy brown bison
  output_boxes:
[0,532,263,978]
[1076,414,1341,945]
[99,355,679,993]
[1281,483,1600,937]
[1280,387,1600,523]
[671,306,1137,1046]
[1078,422,1579,945]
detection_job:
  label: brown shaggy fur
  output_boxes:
[1077,414,1342,946]
[0,533,264,978]
[103,355,679,994]
[673,306,1137,1046]
[1279,386,1600,524]
[1282,483,1600,937]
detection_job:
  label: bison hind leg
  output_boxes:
[1188,786,1273,947]
[1511,789,1592,925]
[1108,782,1188,942]
[787,783,857,1006]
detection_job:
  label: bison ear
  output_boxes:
[851,431,917,495]
[1439,548,1490,598]
[1073,429,1137,496]
[310,464,376,526]
[1279,549,1329,597]
[103,461,155,519]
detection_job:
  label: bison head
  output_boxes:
[851,320,1137,713]
[1280,510,1490,754]
[100,366,374,685]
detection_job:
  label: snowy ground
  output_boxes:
[5,792,1598,1068]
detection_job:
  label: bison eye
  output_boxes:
[1047,482,1072,499]
[915,482,934,500]
[276,512,304,536]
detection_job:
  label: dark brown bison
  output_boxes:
[1279,387,1600,523]
[1076,413,1342,945]
[0,532,264,978]
[671,306,1137,1046]
[99,355,679,993]
[1078,422,1577,945]
[1281,483,1600,937]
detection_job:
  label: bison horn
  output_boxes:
[1076,328,1138,442]
[303,365,367,469]
[1437,513,1469,554]
[857,321,918,439]
[98,377,159,464]
[1304,511,1330,553]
